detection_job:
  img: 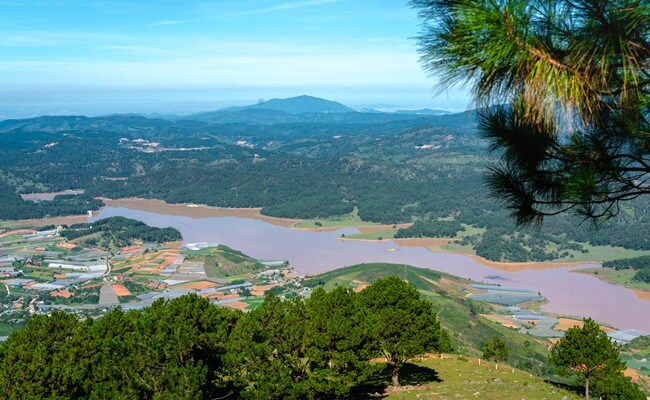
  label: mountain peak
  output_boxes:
[221,95,354,115]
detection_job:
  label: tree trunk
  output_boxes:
[585,377,589,400]
[391,363,400,387]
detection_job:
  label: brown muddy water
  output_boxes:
[92,206,650,331]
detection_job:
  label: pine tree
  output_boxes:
[549,318,635,400]
[412,0,650,225]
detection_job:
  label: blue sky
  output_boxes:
[0,0,470,117]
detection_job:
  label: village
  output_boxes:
[0,225,311,338]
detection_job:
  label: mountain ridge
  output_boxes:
[216,95,354,114]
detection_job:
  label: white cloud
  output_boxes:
[224,0,342,17]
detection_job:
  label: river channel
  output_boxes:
[92,206,650,331]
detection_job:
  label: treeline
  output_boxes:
[60,217,181,250]
[603,256,650,283]
[0,277,450,400]
[460,229,586,262]
[4,114,650,260]
[0,182,103,220]
[394,219,465,238]
[261,194,354,219]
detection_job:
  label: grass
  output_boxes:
[385,357,581,400]
[343,228,399,240]
[0,323,24,337]
[555,244,650,263]
[187,246,264,278]
[307,263,555,377]
[304,263,442,292]
[578,267,650,291]
[292,209,381,229]
[241,297,265,309]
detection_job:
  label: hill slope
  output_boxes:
[220,95,353,114]
[306,263,559,377]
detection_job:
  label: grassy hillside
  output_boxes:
[385,357,580,400]
[307,263,559,378]
[185,245,266,278]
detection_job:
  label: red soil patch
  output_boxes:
[354,283,368,293]
[634,290,650,302]
[356,223,410,234]
[554,318,584,331]
[0,229,37,237]
[111,284,132,297]
[251,284,278,297]
[179,281,217,290]
[481,314,519,329]
[625,368,640,383]
[51,289,74,299]
[467,254,586,272]
[205,293,240,301]
[7,215,89,227]
[101,198,298,228]
[220,301,249,310]
[396,237,453,248]
[147,281,167,290]
[79,282,102,289]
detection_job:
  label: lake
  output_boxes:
[92,206,650,331]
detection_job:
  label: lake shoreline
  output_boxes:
[0,196,620,274]
[574,268,650,301]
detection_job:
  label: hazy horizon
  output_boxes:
[0,0,470,119]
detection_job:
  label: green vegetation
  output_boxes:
[394,219,464,239]
[304,263,442,291]
[343,228,398,240]
[293,209,380,229]
[551,318,644,400]
[482,336,508,369]
[306,263,558,378]
[604,256,650,271]
[0,278,451,399]
[580,268,650,292]
[60,216,181,251]
[186,245,265,278]
[413,0,650,224]
[385,357,581,400]
[601,255,650,287]
[359,276,451,386]
[0,181,103,220]
[3,111,650,262]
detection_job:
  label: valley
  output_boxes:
[1,96,649,397]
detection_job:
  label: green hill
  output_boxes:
[307,263,559,378]
[386,356,580,400]
[184,245,266,278]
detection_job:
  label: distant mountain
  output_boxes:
[393,108,451,116]
[218,95,354,114]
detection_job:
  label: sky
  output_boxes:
[0,0,471,118]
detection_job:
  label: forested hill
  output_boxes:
[1,103,650,261]
[211,94,354,114]
[60,216,182,250]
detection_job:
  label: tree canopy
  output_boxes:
[482,335,509,369]
[0,278,452,399]
[549,318,642,400]
[359,275,451,386]
[413,0,650,225]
